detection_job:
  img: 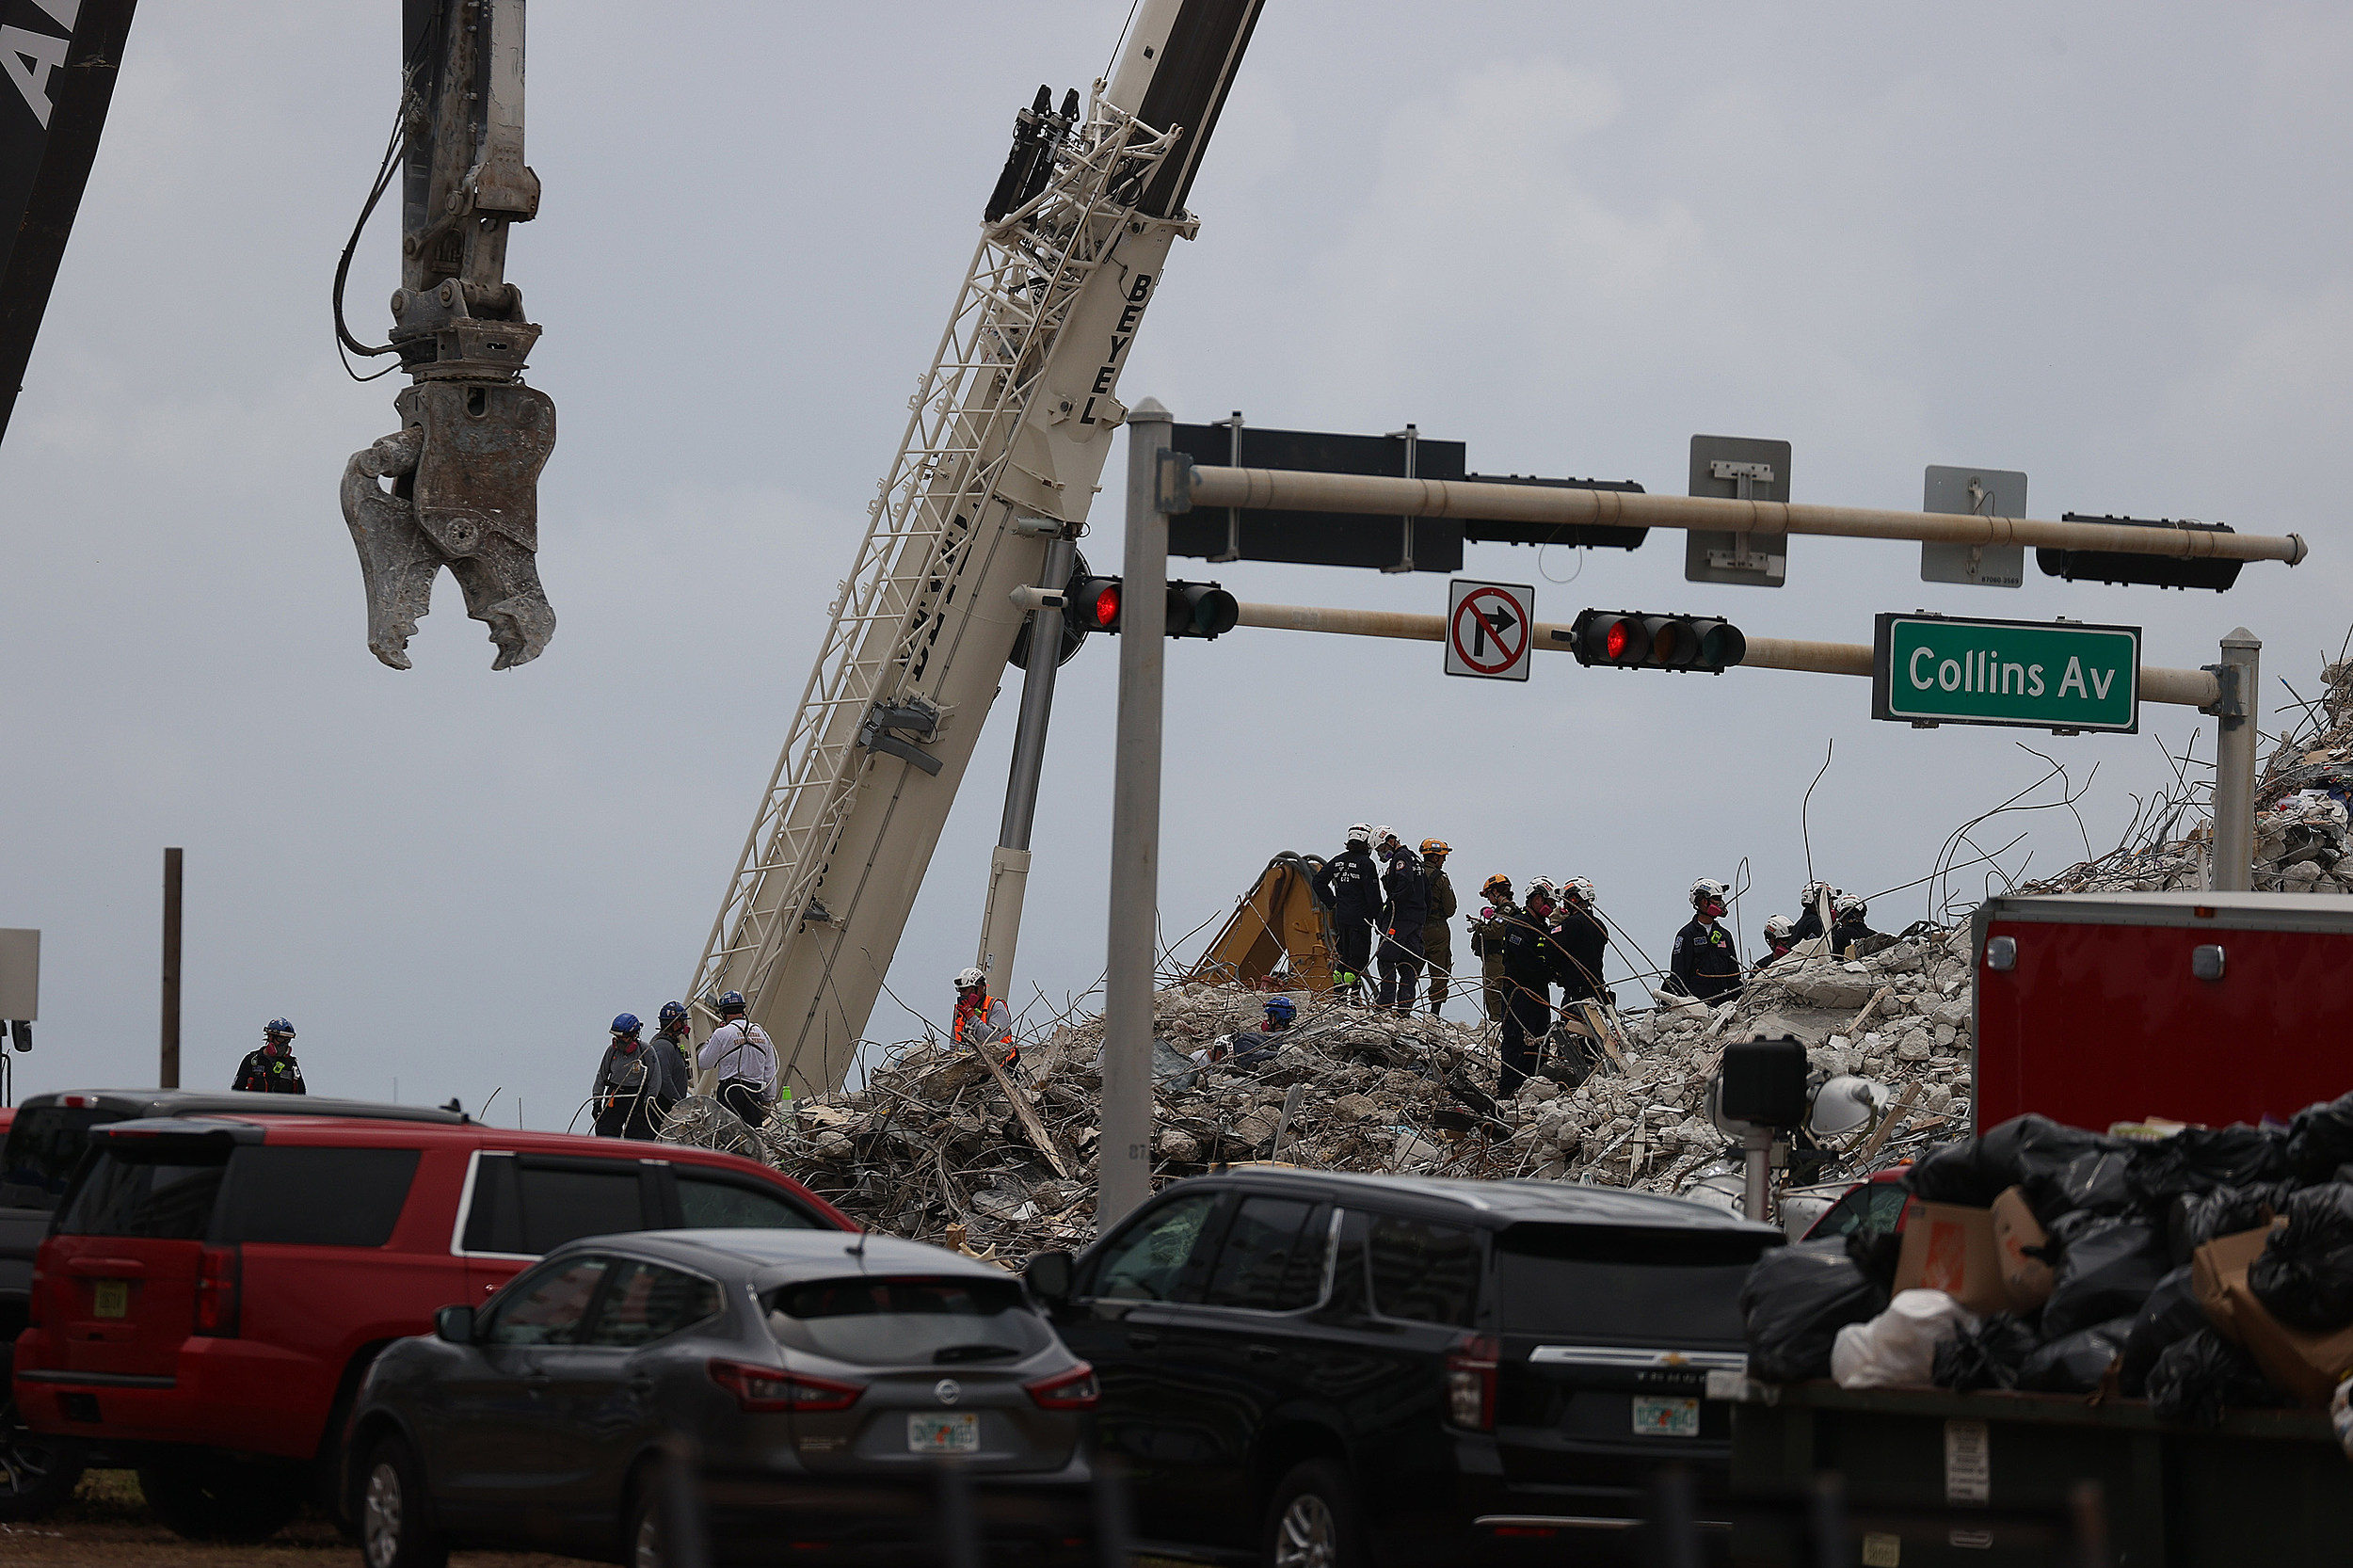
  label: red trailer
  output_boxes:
[1971,890,2353,1134]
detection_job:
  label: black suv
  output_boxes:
[1025,1168,1782,1567]
[0,1088,467,1518]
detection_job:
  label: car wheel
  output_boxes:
[136,1449,306,1544]
[0,1390,87,1521]
[1263,1459,1365,1568]
[624,1469,668,1568]
[358,1434,448,1568]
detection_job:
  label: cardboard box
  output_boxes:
[1989,1187,2055,1311]
[2193,1224,2353,1407]
[1895,1200,2011,1317]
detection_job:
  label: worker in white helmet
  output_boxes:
[952,966,1017,1071]
[1670,878,1743,1003]
[1310,824,1384,1004]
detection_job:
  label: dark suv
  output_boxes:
[1026,1168,1782,1566]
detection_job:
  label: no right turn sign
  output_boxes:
[1446,580,1534,681]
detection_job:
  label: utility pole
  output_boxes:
[1099,402,1172,1230]
[2209,628,2261,892]
[160,846,182,1089]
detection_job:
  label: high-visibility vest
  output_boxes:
[953,996,1014,1055]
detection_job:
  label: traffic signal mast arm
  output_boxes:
[1224,600,2225,709]
[1176,465,2308,568]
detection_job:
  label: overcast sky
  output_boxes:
[4,2,2347,1124]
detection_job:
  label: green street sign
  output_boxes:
[1872,613,2140,733]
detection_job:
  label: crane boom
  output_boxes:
[686,0,1264,1093]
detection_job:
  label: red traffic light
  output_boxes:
[1071,577,1122,631]
[1571,608,1744,673]
[1606,619,1633,661]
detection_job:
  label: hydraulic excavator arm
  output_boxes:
[339,0,554,670]
[686,0,1265,1094]
[1189,853,1339,994]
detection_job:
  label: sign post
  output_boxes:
[1872,614,2140,733]
[1445,580,1533,680]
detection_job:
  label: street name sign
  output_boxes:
[1872,614,2140,733]
[1446,579,1533,680]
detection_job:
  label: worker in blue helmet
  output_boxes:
[233,1018,307,1095]
[698,990,777,1128]
[593,1013,661,1140]
[650,1001,694,1119]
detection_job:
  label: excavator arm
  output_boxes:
[1188,853,1339,994]
[340,0,554,671]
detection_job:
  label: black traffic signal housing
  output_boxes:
[1567,609,1746,673]
[1060,576,1239,640]
[2038,515,2244,592]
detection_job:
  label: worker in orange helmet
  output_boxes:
[1419,839,1458,1016]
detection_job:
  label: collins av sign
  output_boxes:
[1872,613,2140,733]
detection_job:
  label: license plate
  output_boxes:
[91,1279,129,1319]
[907,1413,979,1454]
[1631,1396,1700,1438]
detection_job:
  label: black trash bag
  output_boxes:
[2145,1328,2297,1427]
[2024,1146,2138,1227]
[1932,1313,2041,1393]
[1845,1225,1904,1299]
[2286,1092,2353,1183]
[2041,1214,2170,1339]
[1740,1238,1889,1384]
[2247,1182,2353,1332]
[2017,1313,2137,1394]
[2127,1124,2293,1210]
[1977,1113,2116,1194]
[1904,1138,2003,1208]
[2120,1266,2204,1398]
[2165,1181,2294,1268]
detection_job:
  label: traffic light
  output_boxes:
[2038,515,2244,592]
[1569,609,1746,673]
[1055,576,1238,640]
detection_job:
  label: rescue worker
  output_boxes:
[1789,881,1836,944]
[698,990,778,1128]
[1496,882,1562,1097]
[233,1018,307,1095]
[650,1000,695,1119]
[1757,915,1798,969]
[951,966,1018,1072]
[1311,824,1384,1004]
[1419,840,1458,1016]
[1195,995,1294,1072]
[1670,878,1745,1003]
[1553,877,1609,1004]
[593,1014,663,1140]
[1832,894,1881,953]
[1377,836,1430,1013]
[1467,873,1517,1025]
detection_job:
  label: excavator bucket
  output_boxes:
[1189,852,1339,995]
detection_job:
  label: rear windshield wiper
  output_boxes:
[933,1344,1020,1364]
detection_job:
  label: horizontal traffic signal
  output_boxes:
[1058,577,1239,640]
[2039,515,2245,593]
[1570,609,1746,673]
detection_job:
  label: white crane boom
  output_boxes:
[687,0,1265,1093]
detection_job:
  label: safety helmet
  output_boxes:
[1763,914,1794,941]
[1526,877,1560,906]
[612,1013,642,1036]
[1800,880,1833,908]
[1562,876,1595,906]
[264,1017,296,1039]
[1809,1076,1890,1139]
[953,966,987,991]
[713,990,747,1016]
[658,1000,689,1028]
[1835,893,1868,920]
[1690,877,1730,909]
[1481,872,1512,897]
[1373,824,1398,848]
[1264,995,1297,1022]
[1421,838,1449,856]
[1346,824,1372,845]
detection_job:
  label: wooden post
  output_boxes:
[160,847,182,1089]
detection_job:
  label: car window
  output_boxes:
[1805,1186,1872,1240]
[0,1107,116,1210]
[463,1154,648,1255]
[57,1153,228,1240]
[585,1259,721,1347]
[215,1147,420,1247]
[1368,1215,1482,1327]
[765,1275,1054,1366]
[677,1173,818,1230]
[1203,1196,1324,1311]
[1869,1185,1912,1233]
[1088,1192,1219,1302]
[485,1257,611,1345]
[1494,1225,1774,1344]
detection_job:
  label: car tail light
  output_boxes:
[1447,1334,1499,1431]
[707,1359,863,1413]
[195,1246,241,1337]
[1025,1363,1100,1410]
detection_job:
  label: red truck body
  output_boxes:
[1972,891,2353,1134]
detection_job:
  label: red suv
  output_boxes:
[11,1112,850,1541]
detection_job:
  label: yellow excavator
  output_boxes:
[1187,853,1340,994]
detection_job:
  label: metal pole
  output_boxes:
[160,846,182,1090]
[976,536,1078,987]
[1099,401,1172,1230]
[1741,1129,1769,1223]
[2210,627,2261,892]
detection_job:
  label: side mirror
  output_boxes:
[434,1304,476,1344]
[1024,1250,1076,1307]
